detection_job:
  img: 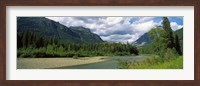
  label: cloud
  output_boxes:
[101,34,139,43]
[133,20,158,32]
[134,17,155,24]
[46,17,183,43]
[170,22,183,31]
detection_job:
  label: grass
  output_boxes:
[128,56,183,69]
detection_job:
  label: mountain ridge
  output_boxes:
[17,17,104,44]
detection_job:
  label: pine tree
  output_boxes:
[17,34,23,48]
[22,31,29,48]
[31,33,37,47]
[35,36,44,48]
[175,34,182,55]
[162,17,174,48]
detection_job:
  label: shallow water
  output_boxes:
[17,55,149,69]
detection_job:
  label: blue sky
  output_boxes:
[129,17,183,26]
[46,17,183,43]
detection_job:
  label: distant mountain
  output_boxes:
[133,28,183,46]
[17,17,103,44]
[175,28,183,40]
[133,32,151,46]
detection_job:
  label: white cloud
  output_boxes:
[105,17,123,25]
[46,17,182,43]
[101,34,138,43]
[132,17,155,24]
[170,22,183,31]
[133,20,157,33]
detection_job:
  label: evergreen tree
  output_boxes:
[149,27,167,57]
[175,34,182,55]
[22,30,29,47]
[17,34,23,48]
[162,17,174,48]
[38,36,44,47]
[31,33,37,47]
[17,30,140,57]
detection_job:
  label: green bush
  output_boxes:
[73,55,79,59]
[117,59,129,69]
[17,42,139,58]
[117,52,181,69]
[115,52,130,56]
[164,48,178,61]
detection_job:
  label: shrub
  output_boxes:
[117,59,129,69]
[115,52,130,56]
[164,48,178,61]
[73,55,79,59]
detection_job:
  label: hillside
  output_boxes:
[175,28,183,40]
[17,17,103,44]
[133,32,151,46]
[134,28,183,46]
[69,26,103,43]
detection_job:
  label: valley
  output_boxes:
[17,17,183,69]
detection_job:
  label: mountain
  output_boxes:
[133,28,183,46]
[69,26,103,43]
[175,28,183,40]
[17,17,103,44]
[133,32,151,46]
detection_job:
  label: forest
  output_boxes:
[17,31,139,58]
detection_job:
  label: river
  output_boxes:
[17,55,149,69]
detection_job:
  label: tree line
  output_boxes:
[17,31,139,58]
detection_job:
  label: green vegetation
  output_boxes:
[17,17,139,58]
[174,28,183,40]
[17,31,139,58]
[118,17,183,69]
[17,42,138,58]
[125,56,183,69]
[174,28,183,52]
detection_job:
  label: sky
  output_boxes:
[46,17,183,43]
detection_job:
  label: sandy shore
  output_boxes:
[17,56,109,69]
